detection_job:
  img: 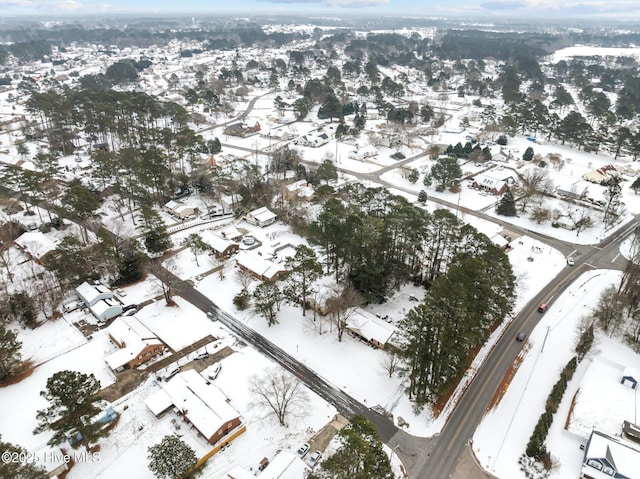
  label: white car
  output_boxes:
[567,257,575,266]
[115,288,126,297]
[308,450,322,467]
[296,443,310,458]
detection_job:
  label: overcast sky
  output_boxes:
[0,0,639,18]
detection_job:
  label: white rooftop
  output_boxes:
[201,229,235,253]
[260,450,310,479]
[582,429,640,479]
[149,369,240,441]
[347,309,396,346]
[14,231,57,260]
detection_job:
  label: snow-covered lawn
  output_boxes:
[473,269,640,479]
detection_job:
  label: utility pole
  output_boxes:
[541,325,550,352]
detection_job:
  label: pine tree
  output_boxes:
[34,371,104,447]
[147,435,197,479]
[253,281,282,326]
[523,146,534,161]
[496,191,517,216]
[0,324,22,382]
[309,416,393,479]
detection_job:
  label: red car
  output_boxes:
[538,303,547,313]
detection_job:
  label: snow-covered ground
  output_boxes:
[473,269,640,479]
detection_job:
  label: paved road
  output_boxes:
[413,214,639,479]
[183,122,638,478]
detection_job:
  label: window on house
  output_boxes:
[602,466,615,476]
[587,459,602,471]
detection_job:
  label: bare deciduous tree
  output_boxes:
[381,351,401,378]
[593,285,624,336]
[325,284,364,342]
[513,168,553,212]
[249,368,309,427]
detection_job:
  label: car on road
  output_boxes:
[296,443,310,458]
[567,256,575,266]
[206,311,217,321]
[516,332,526,341]
[538,303,547,313]
[308,450,322,467]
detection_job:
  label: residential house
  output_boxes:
[14,231,57,263]
[246,207,277,227]
[75,281,122,322]
[105,316,164,371]
[145,369,242,445]
[471,173,510,196]
[556,180,589,200]
[283,179,314,202]
[235,251,286,282]
[224,121,261,138]
[582,164,621,185]
[200,230,239,258]
[164,200,197,220]
[346,310,396,350]
[580,429,640,479]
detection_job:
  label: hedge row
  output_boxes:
[525,357,578,459]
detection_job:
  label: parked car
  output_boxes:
[122,304,138,312]
[207,363,222,380]
[162,366,180,381]
[308,450,322,467]
[516,332,526,342]
[195,350,209,360]
[538,303,547,313]
[115,288,126,297]
[296,443,310,458]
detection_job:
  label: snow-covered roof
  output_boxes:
[105,316,162,369]
[218,225,243,240]
[248,206,277,224]
[154,370,240,440]
[224,467,256,479]
[14,231,56,260]
[260,450,310,479]
[76,281,113,306]
[164,200,181,211]
[236,251,285,280]
[474,173,507,190]
[568,357,640,438]
[201,230,235,253]
[582,429,640,479]
[90,299,122,321]
[347,310,396,346]
[144,388,173,416]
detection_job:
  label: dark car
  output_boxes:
[516,332,526,341]
[123,304,138,312]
